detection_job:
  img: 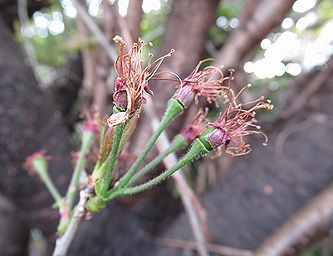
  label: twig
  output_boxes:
[75,0,97,106]
[144,99,210,256]
[52,184,94,256]
[73,0,118,61]
[255,182,333,256]
[17,0,44,87]
[154,237,254,256]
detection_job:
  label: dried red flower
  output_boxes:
[107,36,174,127]
[206,85,273,156]
[173,60,229,108]
[181,108,208,144]
[24,150,51,173]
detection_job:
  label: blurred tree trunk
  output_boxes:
[126,0,143,40]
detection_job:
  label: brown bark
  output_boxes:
[217,0,294,70]
[126,0,143,40]
[76,0,97,107]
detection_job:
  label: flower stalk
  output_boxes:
[66,128,95,210]
[24,151,62,205]
[111,98,184,191]
[128,134,187,185]
[121,138,210,196]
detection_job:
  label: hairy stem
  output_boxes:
[128,134,187,186]
[121,138,209,196]
[38,169,62,204]
[66,131,94,210]
[114,99,184,190]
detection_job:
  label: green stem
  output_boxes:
[94,122,126,199]
[38,169,63,204]
[118,138,209,197]
[113,99,184,190]
[66,131,94,210]
[128,135,187,186]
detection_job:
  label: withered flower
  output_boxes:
[173,60,229,108]
[107,36,174,127]
[181,108,208,144]
[205,86,273,156]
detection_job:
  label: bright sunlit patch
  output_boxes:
[142,0,161,13]
[216,16,228,28]
[286,63,302,76]
[303,20,333,70]
[281,17,294,29]
[292,0,317,13]
[118,0,129,16]
[251,59,286,79]
[88,0,101,17]
[296,12,317,31]
[61,0,77,18]
[229,18,239,29]
[33,12,48,29]
[265,31,299,62]
[260,39,271,49]
[49,20,65,36]
[244,61,254,73]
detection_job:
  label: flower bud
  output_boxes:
[173,85,195,108]
[205,128,230,149]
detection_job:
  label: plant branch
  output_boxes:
[73,0,118,61]
[66,131,94,210]
[52,184,94,256]
[255,182,333,256]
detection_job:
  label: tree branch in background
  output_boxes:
[255,182,333,256]
[126,0,143,40]
[73,0,117,60]
[17,0,44,87]
[76,0,97,107]
[217,0,294,69]
[93,0,115,115]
